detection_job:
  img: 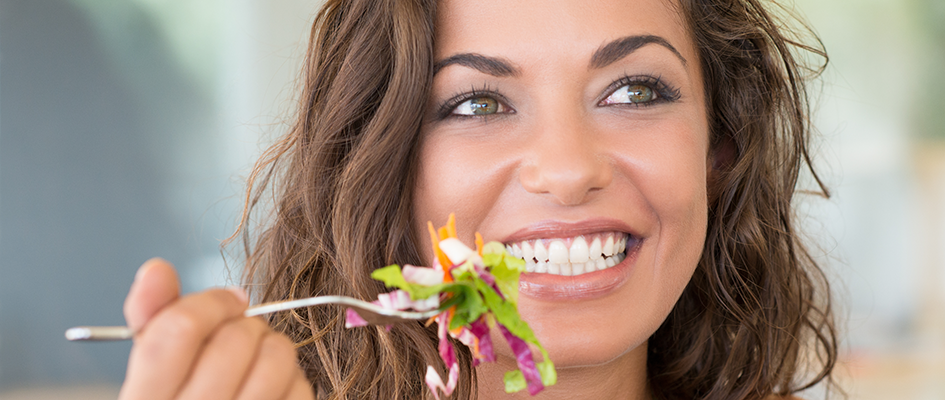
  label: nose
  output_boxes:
[518,112,613,206]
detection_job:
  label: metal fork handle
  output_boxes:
[66,295,442,341]
[246,295,440,319]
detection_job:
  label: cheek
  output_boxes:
[412,140,447,263]
[411,131,510,259]
[625,120,709,276]
[646,134,708,246]
[608,116,709,235]
[642,130,708,338]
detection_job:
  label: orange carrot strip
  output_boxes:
[429,222,452,280]
[475,232,484,256]
[446,213,457,239]
[427,221,439,253]
[437,227,452,269]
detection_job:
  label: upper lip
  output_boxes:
[500,218,639,244]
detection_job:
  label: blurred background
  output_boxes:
[0,0,942,399]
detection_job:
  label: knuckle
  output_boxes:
[262,333,298,362]
[201,290,235,311]
[132,311,200,360]
[187,289,241,316]
[216,318,265,346]
[155,309,203,340]
[244,315,270,331]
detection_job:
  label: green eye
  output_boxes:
[607,84,656,104]
[454,97,501,115]
[626,85,654,103]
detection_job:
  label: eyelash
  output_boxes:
[435,86,512,121]
[435,75,681,121]
[599,75,681,107]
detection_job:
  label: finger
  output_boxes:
[123,258,181,332]
[120,288,249,400]
[234,333,301,400]
[281,367,316,400]
[176,316,271,400]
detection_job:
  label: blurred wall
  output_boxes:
[0,0,320,392]
[792,0,945,398]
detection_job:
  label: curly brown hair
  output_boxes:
[229,0,839,399]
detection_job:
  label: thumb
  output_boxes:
[123,258,181,333]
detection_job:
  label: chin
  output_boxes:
[540,330,650,369]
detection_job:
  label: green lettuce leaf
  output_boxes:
[504,370,527,393]
[475,279,539,345]
[370,264,449,300]
[370,265,410,291]
[537,360,557,386]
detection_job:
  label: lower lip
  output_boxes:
[517,239,642,301]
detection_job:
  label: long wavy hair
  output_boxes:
[229,0,839,399]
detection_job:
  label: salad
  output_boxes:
[345,214,556,398]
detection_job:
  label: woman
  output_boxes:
[120,0,838,398]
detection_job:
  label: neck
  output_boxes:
[474,343,650,400]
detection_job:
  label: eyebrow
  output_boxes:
[590,35,687,69]
[432,34,687,77]
[433,53,519,77]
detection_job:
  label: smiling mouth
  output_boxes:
[504,232,631,276]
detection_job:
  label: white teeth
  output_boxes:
[569,236,589,264]
[589,237,602,261]
[506,245,514,255]
[559,263,572,276]
[548,240,569,264]
[507,233,631,276]
[572,262,585,275]
[547,262,560,275]
[534,241,549,262]
[603,235,615,256]
[521,241,534,261]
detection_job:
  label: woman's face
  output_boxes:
[414,0,709,368]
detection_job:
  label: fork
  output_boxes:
[65,295,442,341]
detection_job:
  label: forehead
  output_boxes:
[435,0,693,62]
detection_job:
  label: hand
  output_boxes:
[119,258,314,400]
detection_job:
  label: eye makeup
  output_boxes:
[433,85,515,121]
[597,74,681,108]
[430,73,682,122]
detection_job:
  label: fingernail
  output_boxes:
[226,286,249,304]
[134,263,152,282]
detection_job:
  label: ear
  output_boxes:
[706,135,736,200]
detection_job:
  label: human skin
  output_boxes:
[413,0,710,398]
[119,258,314,400]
